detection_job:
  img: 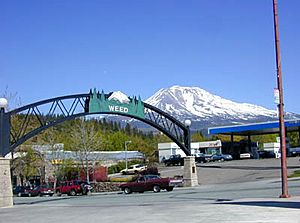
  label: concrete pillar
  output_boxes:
[183,156,198,187]
[0,158,13,207]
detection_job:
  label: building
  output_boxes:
[7,144,145,186]
[158,140,222,162]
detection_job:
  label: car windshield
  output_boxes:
[144,175,161,180]
[195,153,204,157]
[78,181,89,185]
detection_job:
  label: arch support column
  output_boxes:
[183,156,198,187]
[0,158,13,207]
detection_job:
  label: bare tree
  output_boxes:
[0,86,22,111]
[71,118,101,183]
[37,127,64,188]
[11,146,44,186]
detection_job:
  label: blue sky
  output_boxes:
[1,1,299,114]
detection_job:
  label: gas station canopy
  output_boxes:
[208,119,300,136]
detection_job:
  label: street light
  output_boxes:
[184,119,191,128]
[124,141,132,170]
[0,98,8,112]
[184,120,192,154]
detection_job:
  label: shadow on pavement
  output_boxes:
[217,200,300,209]
[198,165,300,170]
[13,196,78,205]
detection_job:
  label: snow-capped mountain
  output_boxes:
[145,85,299,128]
[108,91,130,103]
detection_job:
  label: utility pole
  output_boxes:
[272,0,290,198]
[124,141,132,170]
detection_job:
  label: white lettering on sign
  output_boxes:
[108,105,129,113]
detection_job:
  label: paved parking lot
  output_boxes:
[1,157,300,223]
[4,177,300,223]
[159,157,300,185]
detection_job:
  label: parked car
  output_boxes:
[120,164,147,175]
[258,150,276,158]
[39,184,54,196]
[289,147,300,157]
[56,180,92,196]
[17,186,40,197]
[13,185,26,196]
[210,154,233,162]
[163,154,184,166]
[119,174,180,194]
[194,153,211,163]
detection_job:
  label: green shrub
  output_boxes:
[109,175,136,182]
[288,170,300,178]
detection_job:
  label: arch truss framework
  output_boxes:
[0,91,191,157]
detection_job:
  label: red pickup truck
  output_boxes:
[119,175,182,194]
[56,180,92,196]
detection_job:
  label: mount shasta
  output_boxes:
[143,85,299,130]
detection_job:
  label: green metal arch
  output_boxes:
[2,93,191,156]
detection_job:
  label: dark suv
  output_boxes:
[163,155,184,166]
[56,180,92,196]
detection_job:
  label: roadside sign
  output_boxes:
[274,88,279,104]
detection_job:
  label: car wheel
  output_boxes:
[124,187,131,194]
[153,185,160,193]
[220,158,225,162]
[56,190,61,196]
[17,192,22,197]
[28,193,32,197]
[166,187,174,192]
[122,171,127,175]
[69,190,76,196]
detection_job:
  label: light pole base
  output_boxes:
[183,156,198,187]
[0,158,13,207]
[279,194,291,198]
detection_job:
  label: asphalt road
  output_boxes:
[159,157,300,185]
[1,157,300,223]
[4,178,300,223]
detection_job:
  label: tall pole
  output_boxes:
[0,98,13,207]
[184,120,192,155]
[0,107,10,157]
[272,0,290,198]
[124,141,131,170]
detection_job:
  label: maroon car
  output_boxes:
[17,186,39,197]
[39,184,54,196]
[17,184,54,197]
[120,175,181,194]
